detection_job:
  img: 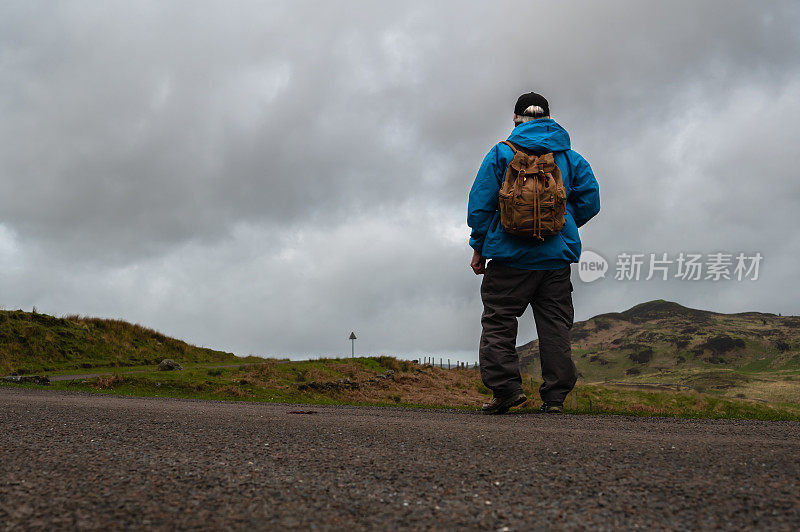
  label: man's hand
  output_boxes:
[470,250,486,275]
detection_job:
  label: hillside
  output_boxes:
[518,300,800,401]
[0,310,258,375]
[1,304,798,420]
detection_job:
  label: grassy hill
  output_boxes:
[518,300,800,407]
[1,302,798,420]
[0,309,259,375]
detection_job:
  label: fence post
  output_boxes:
[448,359,450,370]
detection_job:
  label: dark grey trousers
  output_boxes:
[479,261,577,404]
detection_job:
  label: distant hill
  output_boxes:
[0,310,258,375]
[518,300,800,382]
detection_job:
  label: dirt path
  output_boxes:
[1,387,798,530]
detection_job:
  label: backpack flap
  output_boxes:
[498,141,567,241]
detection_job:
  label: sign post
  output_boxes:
[348,331,357,358]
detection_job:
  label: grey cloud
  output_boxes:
[1,0,799,359]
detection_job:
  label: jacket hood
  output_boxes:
[506,119,571,152]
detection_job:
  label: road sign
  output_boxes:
[349,332,356,357]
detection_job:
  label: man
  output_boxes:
[467,92,600,415]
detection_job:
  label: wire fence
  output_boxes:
[415,357,479,370]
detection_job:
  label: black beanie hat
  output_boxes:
[514,92,550,117]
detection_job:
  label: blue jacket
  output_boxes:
[467,119,600,270]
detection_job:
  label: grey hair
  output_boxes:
[514,105,549,123]
[523,105,545,115]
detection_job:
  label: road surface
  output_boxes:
[1,387,798,530]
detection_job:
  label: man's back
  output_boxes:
[468,118,600,271]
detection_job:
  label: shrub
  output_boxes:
[673,337,690,349]
[696,335,745,355]
[373,356,411,373]
[475,383,491,396]
[774,340,790,352]
[94,374,129,389]
[251,361,278,378]
[570,329,591,341]
[628,348,653,364]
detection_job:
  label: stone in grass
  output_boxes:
[2,375,50,385]
[158,359,183,371]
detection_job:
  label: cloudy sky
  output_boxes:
[1,1,799,361]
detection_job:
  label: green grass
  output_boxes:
[549,384,799,421]
[1,361,470,410]
[3,357,798,421]
[0,309,261,375]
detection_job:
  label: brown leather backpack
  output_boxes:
[497,141,567,240]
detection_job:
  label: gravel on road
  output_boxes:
[1,387,798,530]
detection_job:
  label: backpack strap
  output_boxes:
[501,140,518,153]
[502,141,538,158]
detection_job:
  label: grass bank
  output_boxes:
[0,309,261,375]
[4,357,798,421]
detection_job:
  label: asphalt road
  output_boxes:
[1,388,798,530]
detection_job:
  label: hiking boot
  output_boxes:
[481,391,527,415]
[540,402,563,414]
